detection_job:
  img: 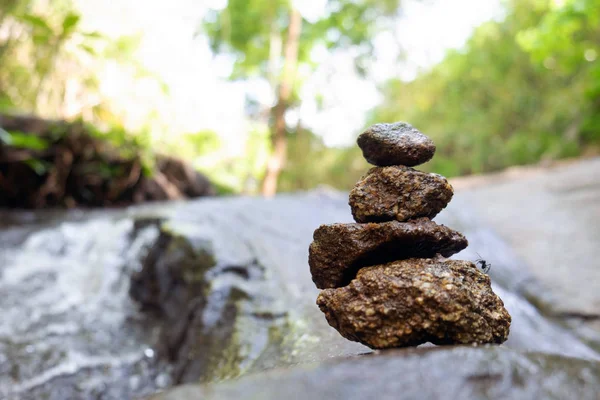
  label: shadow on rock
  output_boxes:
[149,345,600,400]
[129,218,289,385]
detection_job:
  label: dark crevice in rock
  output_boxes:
[128,221,290,386]
[162,296,206,362]
[553,312,600,321]
[171,286,245,384]
[129,225,174,313]
[340,242,443,287]
[218,265,252,279]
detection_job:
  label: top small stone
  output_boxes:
[357,122,435,167]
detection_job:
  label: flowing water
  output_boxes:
[0,210,173,399]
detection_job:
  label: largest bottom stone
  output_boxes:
[317,258,511,349]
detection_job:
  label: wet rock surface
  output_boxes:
[317,259,511,349]
[309,218,468,289]
[2,190,600,399]
[150,346,600,400]
[349,166,453,222]
[454,157,600,342]
[357,122,436,167]
[128,219,290,385]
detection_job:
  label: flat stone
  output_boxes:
[349,166,453,223]
[357,122,435,167]
[149,346,600,400]
[317,258,511,349]
[308,218,467,289]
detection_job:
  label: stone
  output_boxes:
[2,194,599,400]
[349,166,453,223]
[309,218,468,289]
[129,220,289,385]
[149,346,600,400]
[317,258,511,349]
[357,122,435,167]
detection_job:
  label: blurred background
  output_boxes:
[1,1,600,398]
[0,0,599,205]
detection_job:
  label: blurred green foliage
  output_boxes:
[204,0,402,80]
[0,0,165,180]
[278,128,369,192]
[194,127,272,194]
[366,0,600,179]
[207,0,600,193]
[3,0,599,197]
[0,128,49,150]
[204,0,404,194]
[1,0,94,114]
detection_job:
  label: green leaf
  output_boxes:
[61,13,81,36]
[81,31,104,40]
[24,159,50,175]
[0,97,14,112]
[79,44,97,56]
[19,13,53,34]
[32,32,52,45]
[2,131,49,150]
[104,35,141,59]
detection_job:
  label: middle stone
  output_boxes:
[349,166,453,223]
[309,218,468,289]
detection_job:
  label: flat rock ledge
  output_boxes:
[148,346,600,400]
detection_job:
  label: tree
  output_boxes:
[278,124,369,192]
[516,0,600,142]
[203,0,403,196]
[369,0,600,178]
[0,0,153,126]
[0,0,91,115]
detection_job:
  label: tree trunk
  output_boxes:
[261,7,302,197]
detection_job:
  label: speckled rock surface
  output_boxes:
[349,166,453,223]
[309,218,468,289]
[357,122,436,167]
[317,258,511,349]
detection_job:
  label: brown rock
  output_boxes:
[309,218,468,289]
[357,122,435,167]
[349,166,453,223]
[317,258,511,349]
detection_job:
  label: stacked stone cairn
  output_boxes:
[309,122,511,349]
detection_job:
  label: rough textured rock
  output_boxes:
[149,346,600,400]
[309,218,468,289]
[320,121,509,351]
[349,166,453,223]
[357,122,436,167]
[317,258,511,349]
